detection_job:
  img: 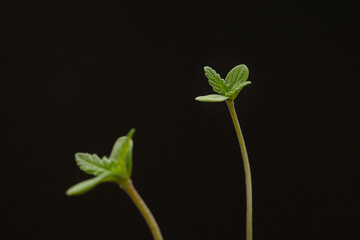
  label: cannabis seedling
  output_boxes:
[66,129,163,240]
[195,64,253,240]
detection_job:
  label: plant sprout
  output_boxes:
[66,129,163,240]
[195,64,253,240]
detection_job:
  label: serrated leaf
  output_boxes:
[66,172,119,196]
[75,153,114,176]
[204,66,227,95]
[225,81,252,100]
[195,94,229,102]
[225,64,249,89]
[109,129,135,179]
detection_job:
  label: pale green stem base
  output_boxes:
[226,99,253,240]
[120,180,163,240]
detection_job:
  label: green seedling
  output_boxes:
[196,64,253,240]
[66,129,163,240]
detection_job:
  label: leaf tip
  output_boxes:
[204,66,214,74]
[241,64,248,69]
[65,186,78,197]
[75,152,84,158]
[127,128,136,139]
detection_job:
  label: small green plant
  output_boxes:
[195,64,253,240]
[66,129,163,240]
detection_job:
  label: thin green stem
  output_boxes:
[120,180,163,240]
[226,99,253,240]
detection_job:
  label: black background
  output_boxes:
[1,0,359,239]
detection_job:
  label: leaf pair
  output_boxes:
[66,129,135,196]
[195,64,251,102]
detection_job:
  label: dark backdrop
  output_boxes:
[1,1,359,239]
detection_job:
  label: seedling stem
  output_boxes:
[226,99,253,240]
[120,180,163,240]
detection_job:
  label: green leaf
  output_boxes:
[123,129,135,178]
[66,172,119,196]
[204,66,227,95]
[195,94,229,102]
[225,81,252,100]
[225,64,249,89]
[109,129,135,179]
[75,153,114,176]
[67,129,137,197]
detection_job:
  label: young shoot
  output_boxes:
[66,129,163,240]
[195,64,253,240]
